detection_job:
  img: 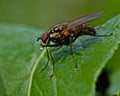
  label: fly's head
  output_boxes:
[37,32,49,48]
[37,23,68,48]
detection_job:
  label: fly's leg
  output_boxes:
[40,47,50,73]
[72,36,79,42]
[39,47,55,79]
[49,50,55,79]
[93,32,114,37]
[40,44,61,78]
[69,37,79,70]
[42,44,60,47]
[88,28,114,37]
[49,45,62,78]
[51,45,62,51]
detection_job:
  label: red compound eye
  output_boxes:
[41,33,49,43]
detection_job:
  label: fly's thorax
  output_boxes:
[49,22,67,33]
[50,32,61,39]
[48,22,68,39]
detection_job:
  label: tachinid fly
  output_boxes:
[37,11,113,78]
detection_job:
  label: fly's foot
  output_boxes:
[49,73,54,79]
[75,66,79,71]
[75,63,79,71]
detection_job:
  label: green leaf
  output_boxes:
[112,91,120,96]
[0,15,120,96]
[106,46,120,95]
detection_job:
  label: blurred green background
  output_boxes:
[0,0,120,29]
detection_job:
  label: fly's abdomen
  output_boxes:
[70,24,96,36]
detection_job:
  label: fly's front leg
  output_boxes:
[49,45,62,78]
[39,47,50,73]
[42,44,60,47]
[41,44,61,78]
[51,45,62,51]
[49,50,55,79]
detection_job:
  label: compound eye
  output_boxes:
[41,33,49,43]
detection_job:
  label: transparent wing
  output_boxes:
[67,11,103,29]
